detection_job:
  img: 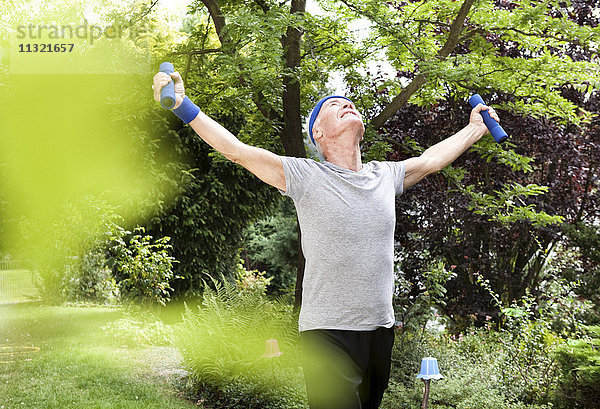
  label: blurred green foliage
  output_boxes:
[174,275,305,408]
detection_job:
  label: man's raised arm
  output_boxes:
[153,70,286,192]
[402,103,500,189]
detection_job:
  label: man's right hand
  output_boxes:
[153,70,186,109]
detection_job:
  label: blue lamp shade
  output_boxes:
[417,357,443,380]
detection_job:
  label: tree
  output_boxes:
[386,87,599,328]
[140,0,600,308]
[334,0,598,125]
[159,0,367,303]
[332,0,600,328]
[321,0,598,315]
[144,121,279,294]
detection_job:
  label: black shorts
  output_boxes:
[300,326,395,409]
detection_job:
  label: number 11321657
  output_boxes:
[18,43,74,52]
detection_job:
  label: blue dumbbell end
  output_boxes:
[159,62,176,109]
[468,94,508,143]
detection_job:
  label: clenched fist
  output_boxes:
[152,70,186,109]
[469,103,500,137]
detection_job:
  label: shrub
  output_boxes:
[394,257,456,335]
[112,226,177,307]
[390,329,430,387]
[28,198,179,308]
[174,277,306,408]
[36,266,68,304]
[553,325,600,409]
[30,199,124,303]
[474,274,596,404]
[384,330,553,409]
[241,198,298,295]
[388,257,598,409]
[391,257,456,385]
[496,296,563,404]
[234,258,272,297]
[435,331,553,409]
[64,250,119,304]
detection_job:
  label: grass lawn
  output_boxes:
[0,303,198,409]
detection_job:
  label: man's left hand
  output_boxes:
[469,104,500,136]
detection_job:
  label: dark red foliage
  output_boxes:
[374,0,600,328]
[384,89,599,329]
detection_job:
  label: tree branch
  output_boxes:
[199,0,281,123]
[371,0,476,129]
[199,0,226,44]
[414,18,452,28]
[489,26,588,47]
[253,0,270,14]
[168,48,222,56]
[417,17,588,46]
[433,0,476,59]
[126,0,160,28]
[300,38,343,60]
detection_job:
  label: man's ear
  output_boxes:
[313,126,324,143]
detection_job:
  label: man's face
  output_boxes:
[313,98,365,143]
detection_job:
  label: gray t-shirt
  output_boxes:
[279,157,406,332]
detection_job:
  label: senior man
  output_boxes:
[153,70,499,409]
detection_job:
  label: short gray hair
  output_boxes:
[306,113,325,157]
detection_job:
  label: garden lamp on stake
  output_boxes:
[416,357,443,409]
[263,339,283,358]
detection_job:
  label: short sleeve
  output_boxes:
[279,156,316,202]
[385,161,406,195]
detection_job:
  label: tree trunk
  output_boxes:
[200,0,308,311]
[281,0,307,311]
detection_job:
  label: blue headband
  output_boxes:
[308,95,353,145]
